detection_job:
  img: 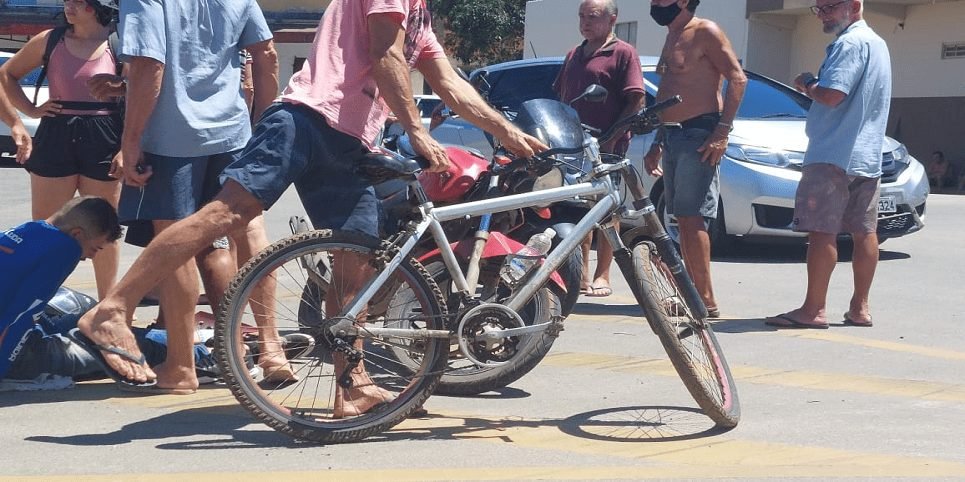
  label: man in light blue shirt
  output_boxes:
[94,0,286,393]
[766,0,891,330]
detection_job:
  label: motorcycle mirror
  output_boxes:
[569,84,608,105]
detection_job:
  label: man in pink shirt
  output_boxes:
[77,0,547,412]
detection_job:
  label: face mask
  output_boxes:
[650,3,682,26]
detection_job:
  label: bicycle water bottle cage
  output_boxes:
[354,153,429,184]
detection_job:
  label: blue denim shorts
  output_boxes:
[662,127,720,219]
[118,150,241,246]
[220,103,380,237]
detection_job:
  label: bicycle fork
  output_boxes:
[605,200,710,322]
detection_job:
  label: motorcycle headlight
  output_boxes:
[726,144,804,170]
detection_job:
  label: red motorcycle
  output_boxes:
[292,140,583,396]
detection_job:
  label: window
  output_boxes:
[643,70,809,119]
[942,42,965,59]
[615,21,637,46]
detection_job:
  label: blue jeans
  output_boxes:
[5,322,210,381]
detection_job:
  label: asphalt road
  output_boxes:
[1,167,964,481]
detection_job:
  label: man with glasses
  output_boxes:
[766,0,891,329]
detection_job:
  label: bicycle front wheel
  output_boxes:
[216,229,449,443]
[631,241,740,427]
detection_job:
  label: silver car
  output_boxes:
[432,56,928,252]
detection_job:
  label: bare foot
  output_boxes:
[332,368,395,418]
[78,301,157,383]
[258,339,298,383]
[152,361,199,393]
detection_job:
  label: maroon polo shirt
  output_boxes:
[553,36,644,155]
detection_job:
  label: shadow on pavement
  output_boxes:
[0,381,122,408]
[714,241,910,264]
[25,404,300,449]
[440,386,531,400]
[569,302,642,317]
[372,405,728,444]
[711,318,779,334]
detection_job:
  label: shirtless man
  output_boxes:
[643,0,746,317]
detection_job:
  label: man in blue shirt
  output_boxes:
[90,0,289,393]
[766,0,891,329]
[0,196,122,379]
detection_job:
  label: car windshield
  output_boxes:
[0,57,45,86]
[643,71,809,119]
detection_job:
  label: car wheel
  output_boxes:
[655,190,735,256]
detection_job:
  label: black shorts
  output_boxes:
[25,112,122,181]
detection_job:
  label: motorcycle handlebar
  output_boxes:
[598,94,683,144]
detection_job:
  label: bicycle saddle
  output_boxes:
[354,153,429,184]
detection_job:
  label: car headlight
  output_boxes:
[889,144,909,164]
[726,144,804,170]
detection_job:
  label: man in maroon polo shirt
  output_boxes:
[553,0,646,298]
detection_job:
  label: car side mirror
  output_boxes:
[568,84,608,105]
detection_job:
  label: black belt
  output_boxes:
[679,112,722,131]
[56,100,123,112]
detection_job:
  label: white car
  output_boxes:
[0,51,46,166]
[432,56,928,252]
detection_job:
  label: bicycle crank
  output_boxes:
[456,303,529,367]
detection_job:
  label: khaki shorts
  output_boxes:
[792,163,880,235]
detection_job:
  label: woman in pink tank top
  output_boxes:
[0,0,123,300]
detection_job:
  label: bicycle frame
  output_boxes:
[338,154,707,344]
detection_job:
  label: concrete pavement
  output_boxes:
[1,167,964,480]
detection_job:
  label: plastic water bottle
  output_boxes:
[501,228,557,284]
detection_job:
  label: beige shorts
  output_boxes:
[792,163,880,235]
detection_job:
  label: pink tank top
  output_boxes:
[47,38,118,115]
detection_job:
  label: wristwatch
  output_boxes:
[804,76,819,88]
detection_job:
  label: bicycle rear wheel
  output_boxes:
[630,241,740,427]
[216,230,448,443]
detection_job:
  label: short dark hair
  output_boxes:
[933,150,945,160]
[51,196,123,242]
[687,0,700,13]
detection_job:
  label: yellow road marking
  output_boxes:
[542,351,965,402]
[792,330,965,361]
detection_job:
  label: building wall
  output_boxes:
[524,0,748,60]
[782,2,965,162]
[523,0,747,58]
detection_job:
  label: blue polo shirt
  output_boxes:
[0,221,82,378]
[118,0,273,157]
[804,20,892,177]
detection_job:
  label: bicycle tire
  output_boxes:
[216,229,449,443]
[630,241,740,427]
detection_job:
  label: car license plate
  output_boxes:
[878,195,897,213]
